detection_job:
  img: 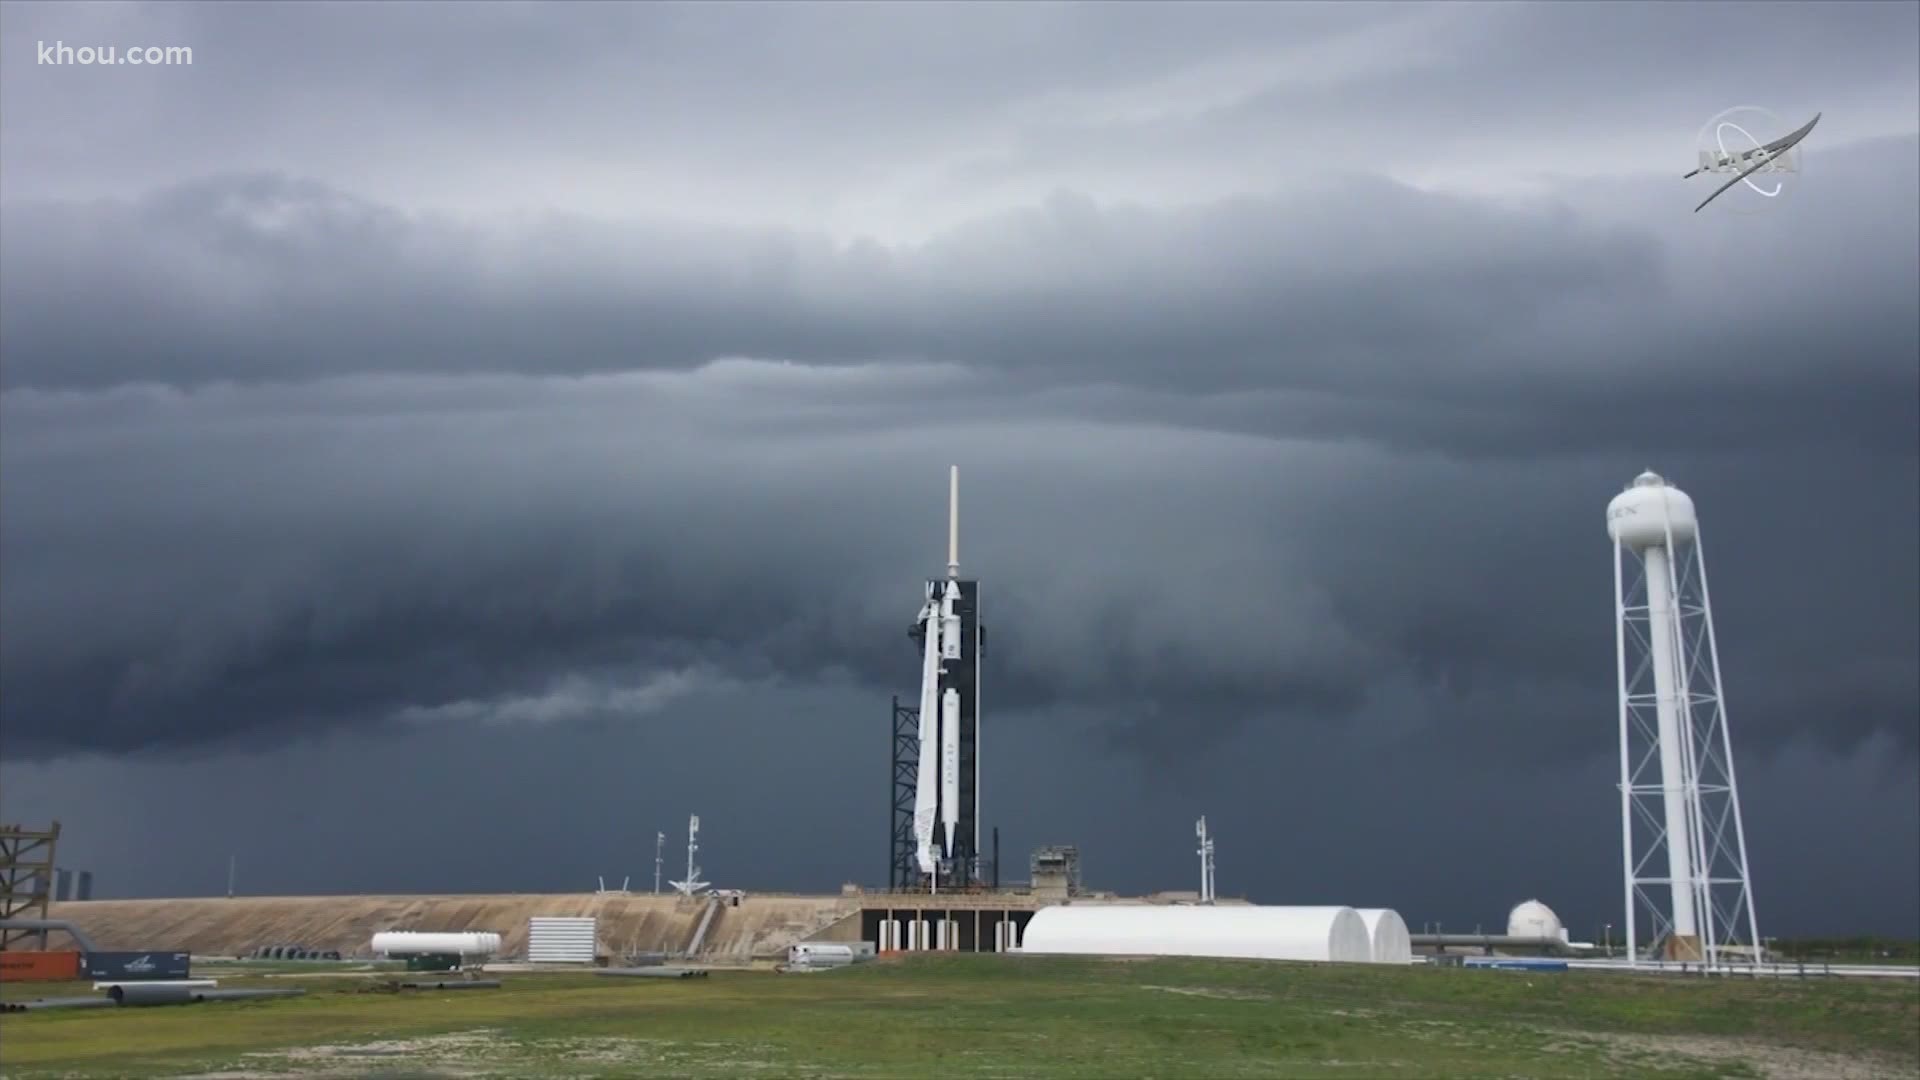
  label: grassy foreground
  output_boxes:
[2,954,1916,1078]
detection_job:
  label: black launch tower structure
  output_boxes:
[888,469,987,892]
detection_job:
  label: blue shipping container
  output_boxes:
[83,951,191,980]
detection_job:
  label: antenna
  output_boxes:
[1195,816,1216,904]
[669,814,709,897]
[654,831,664,895]
[947,465,960,580]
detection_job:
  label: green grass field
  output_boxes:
[3,955,1916,1078]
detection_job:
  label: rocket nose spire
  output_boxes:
[947,465,960,579]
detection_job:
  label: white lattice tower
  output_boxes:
[1609,470,1761,970]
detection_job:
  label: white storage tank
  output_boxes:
[1507,900,1567,942]
[1354,909,1413,964]
[1019,905,1371,964]
[370,931,501,958]
[528,916,598,964]
[789,942,874,968]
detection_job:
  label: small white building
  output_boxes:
[1019,905,1372,964]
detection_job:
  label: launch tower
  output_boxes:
[890,467,985,890]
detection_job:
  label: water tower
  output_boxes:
[1607,470,1760,969]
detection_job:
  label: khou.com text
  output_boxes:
[37,41,193,66]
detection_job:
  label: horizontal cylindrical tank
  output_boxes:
[1606,470,1697,549]
[109,983,196,1006]
[370,931,501,957]
[788,942,875,968]
[1019,905,1371,964]
[1355,909,1413,964]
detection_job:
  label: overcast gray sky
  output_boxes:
[1,1,1915,938]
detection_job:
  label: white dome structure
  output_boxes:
[1606,470,1698,549]
[1354,908,1413,964]
[1506,900,1567,942]
[1020,905,1371,964]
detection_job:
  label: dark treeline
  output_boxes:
[1769,937,1919,962]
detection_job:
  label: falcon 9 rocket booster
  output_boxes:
[906,466,983,887]
[912,580,942,875]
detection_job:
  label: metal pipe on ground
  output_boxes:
[398,979,501,991]
[189,989,307,1003]
[109,984,196,1006]
[595,967,709,978]
[106,984,308,1006]
[93,980,215,992]
[2,997,117,1013]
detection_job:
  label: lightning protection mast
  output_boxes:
[1195,816,1216,904]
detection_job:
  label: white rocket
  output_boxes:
[911,466,964,877]
[939,591,961,857]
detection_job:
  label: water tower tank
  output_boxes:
[1606,470,1697,549]
[1507,899,1566,942]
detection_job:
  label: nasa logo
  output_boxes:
[1688,106,1819,215]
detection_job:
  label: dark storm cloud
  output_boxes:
[4,131,1916,450]
[1,117,1914,769]
[0,1,1432,221]
[2,355,1914,764]
[4,3,1914,241]
[2,115,1917,760]
[0,377,1382,756]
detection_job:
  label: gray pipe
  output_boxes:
[190,988,306,1003]
[596,966,709,978]
[105,985,308,1007]
[1411,934,1577,952]
[2,997,117,1013]
[109,984,196,1006]
[398,979,501,990]
[0,917,99,953]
